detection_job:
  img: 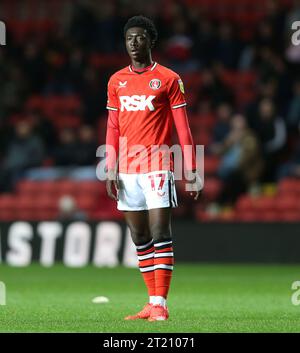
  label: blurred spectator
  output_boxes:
[216,114,264,205]
[214,23,242,69]
[165,16,198,73]
[58,195,87,221]
[286,80,300,130]
[53,128,78,166]
[211,102,232,145]
[22,42,46,93]
[197,68,233,107]
[66,47,86,93]
[0,65,28,117]
[75,125,98,166]
[251,98,286,181]
[28,111,57,150]
[265,0,286,39]
[0,121,44,191]
[255,49,291,111]
[0,0,300,221]
[246,79,278,121]
[193,18,215,68]
[277,125,300,179]
[255,21,278,52]
[81,67,107,121]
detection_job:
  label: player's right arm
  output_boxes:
[106,78,120,201]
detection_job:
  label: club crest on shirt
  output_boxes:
[149,78,161,90]
[178,79,185,94]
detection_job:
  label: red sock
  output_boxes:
[154,239,174,298]
[136,240,155,297]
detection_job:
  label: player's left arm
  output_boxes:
[168,76,203,200]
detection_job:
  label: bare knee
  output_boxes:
[129,228,152,246]
[150,223,171,243]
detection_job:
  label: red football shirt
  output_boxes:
[106,62,196,173]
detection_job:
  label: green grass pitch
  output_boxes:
[0,264,300,332]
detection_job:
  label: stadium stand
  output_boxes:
[0,0,299,221]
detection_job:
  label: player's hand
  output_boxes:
[106,170,119,201]
[186,170,203,201]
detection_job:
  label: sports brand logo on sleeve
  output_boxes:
[178,79,185,94]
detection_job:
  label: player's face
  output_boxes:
[125,27,151,62]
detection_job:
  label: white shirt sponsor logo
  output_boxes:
[119,95,156,111]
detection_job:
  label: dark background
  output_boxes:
[0,0,300,263]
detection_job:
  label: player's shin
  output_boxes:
[153,238,174,308]
[136,239,156,303]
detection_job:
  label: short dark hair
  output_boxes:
[124,15,158,46]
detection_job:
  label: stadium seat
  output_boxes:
[278,211,300,222]
[202,178,223,201]
[254,196,276,212]
[16,180,38,195]
[0,195,16,211]
[0,210,16,221]
[275,195,300,212]
[278,178,300,195]
[76,195,97,211]
[52,115,82,130]
[55,180,77,195]
[204,156,220,176]
[236,195,255,212]
[236,210,259,222]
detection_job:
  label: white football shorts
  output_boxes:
[117,170,178,211]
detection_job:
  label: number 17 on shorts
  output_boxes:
[117,171,178,211]
[143,171,178,210]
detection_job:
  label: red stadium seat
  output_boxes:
[275,195,300,212]
[0,195,16,211]
[25,96,44,111]
[75,181,103,195]
[236,210,259,222]
[76,195,97,211]
[16,180,38,195]
[202,178,223,201]
[204,156,220,175]
[0,210,16,221]
[53,115,82,130]
[36,181,57,195]
[55,180,77,196]
[236,195,255,212]
[15,196,35,211]
[254,196,276,212]
[255,211,279,222]
[278,211,300,222]
[278,178,300,195]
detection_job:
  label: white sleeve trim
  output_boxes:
[106,106,118,111]
[172,102,187,109]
